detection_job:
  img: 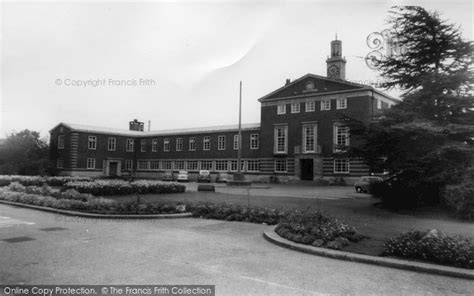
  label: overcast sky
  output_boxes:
[1,0,472,139]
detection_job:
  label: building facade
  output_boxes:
[50,39,397,183]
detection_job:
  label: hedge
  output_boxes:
[64,180,185,196]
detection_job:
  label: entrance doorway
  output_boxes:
[300,159,314,180]
[109,162,118,177]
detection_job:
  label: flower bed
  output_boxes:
[0,175,92,187]
[383,230,474,269]
[275,211,366,250]
[64,180,185,196]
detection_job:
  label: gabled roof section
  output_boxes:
[50,122,261,137]
[258,73,397,103]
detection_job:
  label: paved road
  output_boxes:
[0,204,472,296]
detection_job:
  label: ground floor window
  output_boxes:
[174,160,185,170]
[87,158,96,169]
[124,160,133,170]
[334,159,350,173]
[247,160,260,172]
[230,160,245,171]
[215,160,228,171]
[274,159,287,173]
[201,160,213,170]
[162,160,172,170]
[138,160,149,170]
[150,160,160,170]
[187,160,198,171]
[56,159,64,169]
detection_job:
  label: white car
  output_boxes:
[176,171,189,182]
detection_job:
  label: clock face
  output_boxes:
[328,65,340,78]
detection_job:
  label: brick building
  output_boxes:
[50,39,397,183]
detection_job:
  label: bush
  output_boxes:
[383,230,474,269]
[274,211,366,249]
[0,175,92,187]
[442,182,474,220]
[64,180,185,196]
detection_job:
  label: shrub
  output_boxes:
[64,180,185,196]
[442,182,474,220]
[0,175,93,187]
[383,230,474,269]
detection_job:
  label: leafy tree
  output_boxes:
[0,130,50,175]
[350,6,473,211]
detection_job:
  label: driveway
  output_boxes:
[0,204,472,295]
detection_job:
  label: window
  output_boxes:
[108,137,116,151]
[336,98,347,109]
[274,159,287,172]
[305,101,315,112]
[201,160,213,171]
[187,160,198,171]
[233,135,239,150]
[56,159,64,169]
[125,160,133,170]
[126,139,134,152]
[174,160,185,170]
[291,103,300,113]
[140,140,146,152]
[230,160,244,171]
[58,135,65,149]
[320,99,331,111]
[250,134,259,150]
[274,125,288,154]
[164,138,170,152]
[215,160,228,171]
[150,160,160,170]
[162,160,172,170]
[152,139,158,152]
[189,137,196,151]
[334,159,350,173]
[203,136,211,151]
[334,124,350,152]
[138,160,148,170]
[218,135,226,150]
[303,124,317,153]
[176,138,183,151]
[86,158,96,169]
[377,99,382,109]
[277,104,286,115]
[88,136,97,150]
[247,160,260,172]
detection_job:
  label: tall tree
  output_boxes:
[350,6,473,210]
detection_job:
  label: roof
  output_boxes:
[50,122,261,137]
[258,73,399,103]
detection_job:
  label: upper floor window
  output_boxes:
[334,124,350,152]
[126,139,134,152]
[176,138,183,151]
[152,139,158,152]
[274,125,288,154]
[218,135,226,150]
[305,101,315,112]
[233,135,239,150]
[189,137,196,151]
[321,99,331,111]
[277,104,286,115]
[140,140,146,152]
[88,136,97,150]
[108,137,116,151]
[58,135,65,149]
[334,159,350,173]
[291,103,300,113]
[336,98,347,109]
[303,124,317,153]
[163,138,170,152]
[203,136,211,151]
[250,134,259,150]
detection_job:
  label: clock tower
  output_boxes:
[326,37,346,80]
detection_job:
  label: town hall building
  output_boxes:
[50,39,397,184]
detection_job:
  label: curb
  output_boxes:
[263,225,474,280]
[0,200,193,219]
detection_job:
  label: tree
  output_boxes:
[0,130,50,175]
[349,6,473,212]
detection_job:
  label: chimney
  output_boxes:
[285,78,291,86]
[129,119,144,131]
[148,120,151,131]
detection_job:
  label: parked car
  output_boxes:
[354,176,383,193]
[176,171,189,182]
[197,170,211,183]
[216,173,231,183]
[162,171,174,181]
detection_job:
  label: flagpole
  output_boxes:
[237,81,242,176]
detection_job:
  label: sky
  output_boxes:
[1,0,472,139]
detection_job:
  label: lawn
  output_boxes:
[108,189,474,256]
